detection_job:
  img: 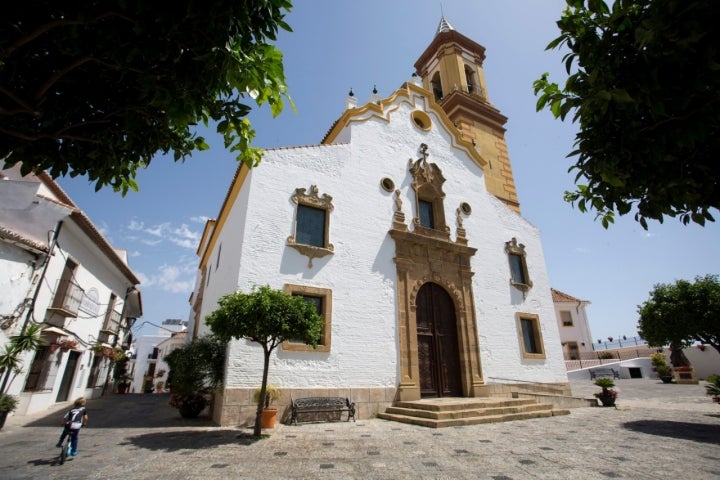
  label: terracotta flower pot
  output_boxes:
[260,408,278,428]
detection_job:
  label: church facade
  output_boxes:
[189,19,569,426]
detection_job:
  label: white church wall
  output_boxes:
[212,95,567,390]
[195,176,254,336]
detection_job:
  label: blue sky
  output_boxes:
[57,1,720,342]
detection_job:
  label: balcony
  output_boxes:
[47,279,84,318]
[97,330,116,345]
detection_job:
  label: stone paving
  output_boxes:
[0,378,718,479]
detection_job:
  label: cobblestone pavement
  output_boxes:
[0,379,718,479]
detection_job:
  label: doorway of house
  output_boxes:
[416,282,462,398]
[56,351,80,403]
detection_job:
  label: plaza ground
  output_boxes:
[0,378,718,479]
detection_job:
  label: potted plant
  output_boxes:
[168,391,208,418]
[59,339,78,351]
[155,381,165,393]
[0,323,43,430]
[142,375,155,393]
[593,378,618,407]
[205,286,323,437]
[656,364,674,383]
[116,374,131,394]
[164,335,225,419]
[705,374,720,404]
[0,393,19,429]
[650,352,673,383]
[254,383,279,429]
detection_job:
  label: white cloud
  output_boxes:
[127,219,145,231]
[140,238,163,246]
[125,218,201,249]
[138,261,196,294]
[190,215,210,224]
[145,223,168,237]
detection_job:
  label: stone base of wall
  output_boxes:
[473,381,572,398]
[213,382,575,426]
[213,386,398,427]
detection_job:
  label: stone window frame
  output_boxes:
[560,310,573,327]
[504,237,533,292]
[281,284,332,353]
[409,143,450,239]
[566,341,580,360]
[516,313,546,360]
[287,185,334,268]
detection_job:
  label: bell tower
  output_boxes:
[414,17,520,212]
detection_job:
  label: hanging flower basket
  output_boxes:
[51,338,78,352]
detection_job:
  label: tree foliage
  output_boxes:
[0,323,43,413]
[164,335,226,396]
[0,323,43,388]
[0,1,293,193]
[534,0,720,229]
[205,285,323,437]
[637,274,720,355]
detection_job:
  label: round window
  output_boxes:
[410,110,432,131]
[380,177,395,192]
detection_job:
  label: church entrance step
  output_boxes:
[377,397,570,428]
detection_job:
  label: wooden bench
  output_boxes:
[590,368,620,380]
[290,397,356,425]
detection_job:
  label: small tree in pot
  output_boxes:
[206,285,323,437]
[594,378,619,407]
[0,323,43,429]
[165,335,226,418]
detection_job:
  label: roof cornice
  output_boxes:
[37,171,141,285]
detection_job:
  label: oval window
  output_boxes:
[380,177,395,192]
[411,110,432,131]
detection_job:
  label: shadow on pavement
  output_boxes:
[124,430,261,451]
[23,393,217,429]
[623,418,720,445]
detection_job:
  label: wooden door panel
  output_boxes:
[416,282,462,397]
[417,334,437,396]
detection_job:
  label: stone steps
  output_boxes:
[377,397,570,428]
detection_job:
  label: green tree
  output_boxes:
[534,0,719,229]
[0,323,43,416]
[637,274,720,355]
[0,1,293,193]
[205,285,323,437]
[164,335,226,417]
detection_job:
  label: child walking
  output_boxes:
[56,397,88,456]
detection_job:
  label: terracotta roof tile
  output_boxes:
[551,288,587,303]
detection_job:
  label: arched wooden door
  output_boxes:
[416,282,462,397]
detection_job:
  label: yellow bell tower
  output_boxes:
[414,17,520,212]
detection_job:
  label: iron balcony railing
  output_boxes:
[47,278,84,317]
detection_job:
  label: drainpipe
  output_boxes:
[0,221,63,394]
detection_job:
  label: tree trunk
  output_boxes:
[253,344,271,438]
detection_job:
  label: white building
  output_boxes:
[189,18,569,426]
[128,319,187,393]
[0,167,142,416]
[551,288,594,359]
